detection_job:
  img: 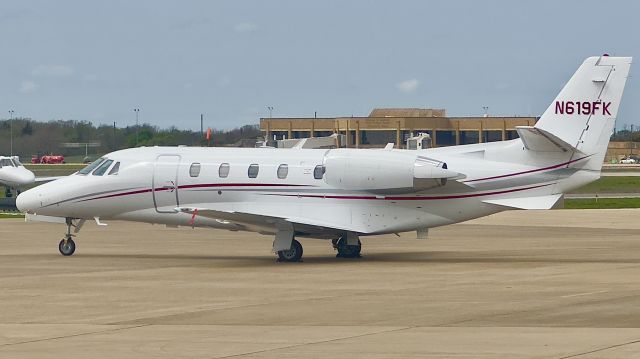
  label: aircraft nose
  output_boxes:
[16,188,41,213]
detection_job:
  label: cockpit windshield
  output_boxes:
[0,159,15,168]
[78,158,105,175]
[92,159,114,176]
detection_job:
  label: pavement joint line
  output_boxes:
[436,289,633,327]
[210,325,415,359]
[0,324,150,348]
[557,338,640,358]
[107,293,370,325]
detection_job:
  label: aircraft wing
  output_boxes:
[35,176,64,183]
[176,203,370,234]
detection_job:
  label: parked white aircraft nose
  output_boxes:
[1,167,36,187]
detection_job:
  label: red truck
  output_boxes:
[31,155,65,164]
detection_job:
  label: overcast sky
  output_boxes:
[1,0,638,130]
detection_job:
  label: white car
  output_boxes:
[620,157,637,164]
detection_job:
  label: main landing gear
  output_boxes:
[58,218,83,256]
[274,230,363,263]
[276,239,303,262]
[333,235,362,258]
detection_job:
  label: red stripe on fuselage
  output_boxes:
[79,183,312,202]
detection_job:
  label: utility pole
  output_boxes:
[200,114,204,140]
[113,122,117,150]
[482,106,489,118]
[134,108,140,146]
[267,106,274,119]
[8,110,14,156]
[631,124,635,156]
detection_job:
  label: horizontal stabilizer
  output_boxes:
[516,126,582,153]
[483,194,563,210]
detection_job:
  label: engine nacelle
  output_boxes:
[323,150,459,194]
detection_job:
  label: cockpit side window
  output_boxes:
[92,159,114,176]
[0,159,15,168]
[108,162,120,175]
[78,158,105,175]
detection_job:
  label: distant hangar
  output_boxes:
[260,108,537,149]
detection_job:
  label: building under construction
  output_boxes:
[260,108,538,148]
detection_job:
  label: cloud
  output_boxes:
[234,22,258,33]
[31,64,75,77]
[19,80,38,94]
[396,79,419,93]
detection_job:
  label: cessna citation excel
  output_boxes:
[17,56,631,262]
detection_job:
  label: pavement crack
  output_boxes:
[210,326,414,359]
[0,324,150,348]
[557,338,640,358]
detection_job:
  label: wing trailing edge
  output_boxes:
[482,194,563,210]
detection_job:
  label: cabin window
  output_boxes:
[78,158,105,175]
[313,165,325,179]
[248,164,259,178]
[219,163,230,178]
[108,162,120,175]
[277,164,288,179]
[189,163,201,177]
[92,159,114,176]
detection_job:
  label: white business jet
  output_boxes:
[0,156,35,197]
[17,56,631,261]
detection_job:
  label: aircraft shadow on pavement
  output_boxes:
[71,251,640,267]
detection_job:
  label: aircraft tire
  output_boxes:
[336,237,361,258]
[58,238,76,256]
[277,239,303,262]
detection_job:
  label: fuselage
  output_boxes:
[16,141,597,237]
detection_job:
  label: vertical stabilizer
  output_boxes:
[534,56,631,169]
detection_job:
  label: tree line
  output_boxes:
[0,118,261,160]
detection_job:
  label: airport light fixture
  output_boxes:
[8,110,14,156]
[267,106,274,119]
[134,108,140,147]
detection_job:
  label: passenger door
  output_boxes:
[153,155,180,213]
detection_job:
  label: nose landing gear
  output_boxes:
[58,218,84,256]
[59,237,76,256]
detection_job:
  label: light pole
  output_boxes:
[482,106,489,117]
[267,106,274,119]
[134,108,140,147]
[8,110,14,156]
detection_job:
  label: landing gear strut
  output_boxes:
[59,218,77,256]
[277,239,303,262]
[333,235,362,258]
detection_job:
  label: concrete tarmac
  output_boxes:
[2,209,640,358]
